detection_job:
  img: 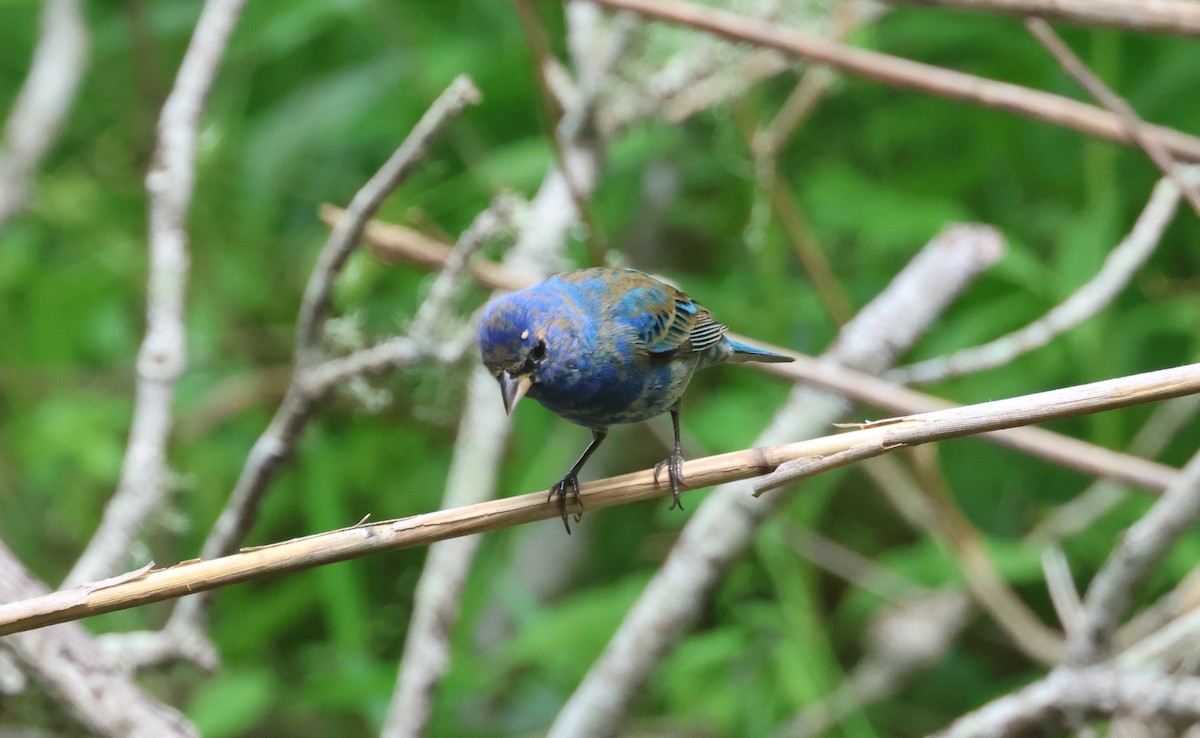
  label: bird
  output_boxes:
[478,266,794,532]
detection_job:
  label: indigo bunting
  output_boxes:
[478,267,793,532]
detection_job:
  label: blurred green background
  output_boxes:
[1,0,1199,736]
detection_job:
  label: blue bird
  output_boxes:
[478,267,793,532]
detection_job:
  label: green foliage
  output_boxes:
[2,0,1199,736]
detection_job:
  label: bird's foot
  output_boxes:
[548,473,584,534]
[653,447,686,511]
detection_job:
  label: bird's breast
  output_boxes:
[530,351,698,430]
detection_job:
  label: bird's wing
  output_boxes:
[617,280,727,357]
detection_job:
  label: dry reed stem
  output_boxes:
[1,361,1197,637]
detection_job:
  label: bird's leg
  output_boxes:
[653,400,686,511]
[550,429,606,534]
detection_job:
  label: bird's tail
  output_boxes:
[725,338,794,364]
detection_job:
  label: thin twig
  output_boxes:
[328,208,1183,494]
[890,0,1200,38]
[665,50,794,122]
[409,196,520,342]
[785,524,929,603]
[754,362,1200,494]
[754,64,838,160]
[753,0,862,159]
[1118,569,1200,669]
[1042,547,1084,635]
[599,0,806,132]
[509,0,607,265]
[888,172,1196,385]
[773,591,971,738]
[64,0,247,589]
[1027,392,1200,543]
[1118,549,1200,652]
[293,75,481,367]
[770,176,854,324]
[931,667,1200,738]
[862,449,1063,664]
[1065,447,1200,666]
[0,0,88,228]
[1026,19,1200,217]
[588,0,1200,161]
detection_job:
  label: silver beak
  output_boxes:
[500,371,533,415]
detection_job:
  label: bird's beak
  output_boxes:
[500,371,533,415]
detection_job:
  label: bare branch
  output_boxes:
[931,667,1200,738]
[293,75,481,367]
[785,524,930,602]
[890,172,1196,384]
[1026,20,1200,216]
[410,195,519,340]
[662,49,793,122]
[774,591,971,738]
[888,0,1200,38]
[64,0,247,589]
[1066,447,1200,666]
[862,451,1064,664]
[1118,570,1200,669]
[0,542,197,738]
[1042,546,1083,635]
[768,166,855,325]
[320,205,530,290]
[0,0,88,228]
[589,0,1200,161]
[754,363,1200,494]
[1028,392,1200,543]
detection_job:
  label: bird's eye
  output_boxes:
[531,339,547,361]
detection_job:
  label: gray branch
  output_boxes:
[294,76,481,367]
[890,170,1198,385]
[0,0,88,228]
[1066,447,1200,665]
[64,0,248,588]
[888,0,1200,38]
[930,667,1200,738]
[0,541,197,738]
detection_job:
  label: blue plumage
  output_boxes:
[478,267,793,531]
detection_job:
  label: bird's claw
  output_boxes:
[653,448,686,511]
[549,474,584,534]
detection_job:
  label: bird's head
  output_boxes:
[477,294,552,415]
